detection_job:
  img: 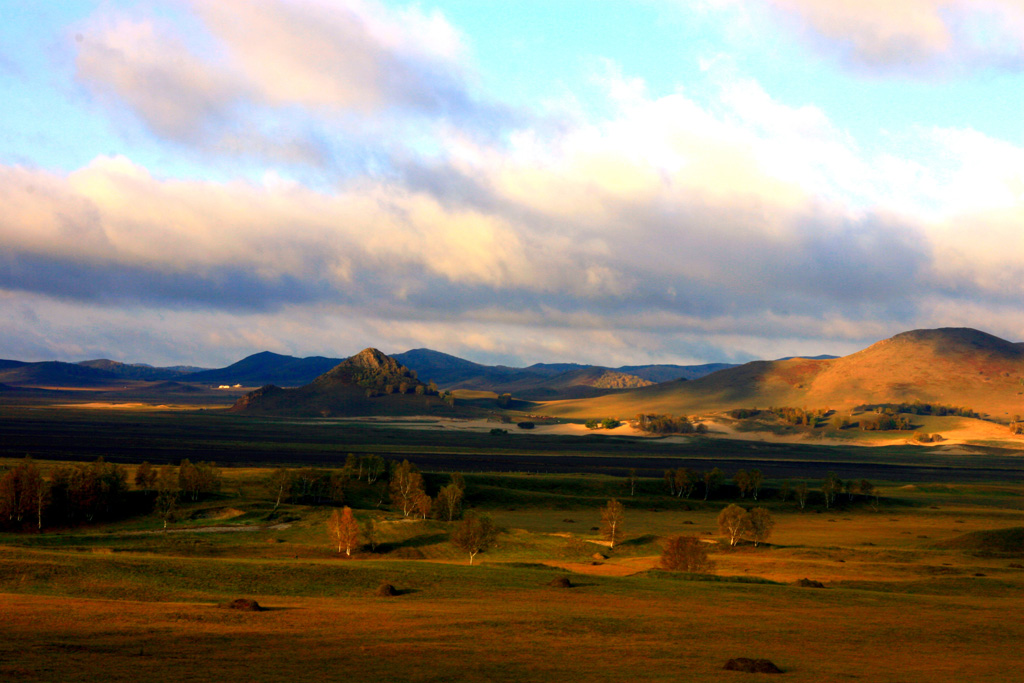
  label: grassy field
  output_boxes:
[2,458,1023,682]
[1,403,1022,681]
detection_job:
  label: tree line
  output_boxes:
[635,414,708,434]
[0,457,222,531]
[656,465,877,511]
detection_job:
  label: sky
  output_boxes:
[1,0,1023,368]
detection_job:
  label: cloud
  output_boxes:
[194,0,469,114]
[74,16,246,143]
[10,18,1024,366]
[752,0,1024,73]
[72,0,512,163]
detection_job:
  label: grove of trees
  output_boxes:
[0,457,223,532]
[717,504,774,547]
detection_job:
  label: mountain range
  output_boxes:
[5,328,1023,422]
[0,348,740,395]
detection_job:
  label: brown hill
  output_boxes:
[230,348,451,417]
[510,367,654,400]
[542,328,1024,420]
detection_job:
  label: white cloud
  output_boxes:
[751,0,1024,73]
[10,54,1024,362]
[8,2,1024,366]
[193,0,468,113]
[72,0,495,161]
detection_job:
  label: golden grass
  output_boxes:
[2,563,1022,683]
[2,471,1022,682]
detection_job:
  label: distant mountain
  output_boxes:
[78,359,207,381]
[231,348,447,417]
[619,363,737,383]
[0,361,120,388]
[391,349,516,386]
[462,366,654,400]
[392,348,734,395]
[542,328,1024,420]
[182,351,343,386]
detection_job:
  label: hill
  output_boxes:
[936,526,1024,555]
[231,348,452,417]
[541,328,1024,421]
[78,359,206,381]
[392,348,711,396]
[0,360,120,388]
[620,362,736,382]
[183,351,343,386]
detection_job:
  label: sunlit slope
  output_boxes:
[231,348,447,417]
[542,328,1024,419]
[542,357,829,418]
[804,328,1024,418]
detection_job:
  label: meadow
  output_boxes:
[1,405,1023,682]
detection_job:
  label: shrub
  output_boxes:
[660,535,714,573]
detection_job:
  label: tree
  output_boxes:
[450,512,498,565]
[674,468,697,499]
[178,460,220,502]
[600,499,625,548]
[327,506,361,556]
[702,467,724,500]
[265,468,292,512]
[0,458,42,527]
[343,453,360,480]
[389,460,425,518]
[860,479,878,509]
[747,507,774,546]
[749,469,763,501]
[363,455,386,484]
[413,490,433,520]
[435,481,465,522]
[134,462,157,495]
[664,469,677,496]
[717,504,751,547]
[733,469,751,498]
[627,468,638,496]
[794,481,809,510]
[154,467,179,530]
[363,518,379,552]
[822,472,842,509]
[67,458,126,522]
[660,535,714,573]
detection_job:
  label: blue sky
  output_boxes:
[1,0,1023,367]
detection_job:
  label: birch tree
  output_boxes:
[389,460,425,518]
[600,499,625,548]
[450,512,498,565]
[328,506,361,556]
[747,507,775,546]
[717,504,751,546]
